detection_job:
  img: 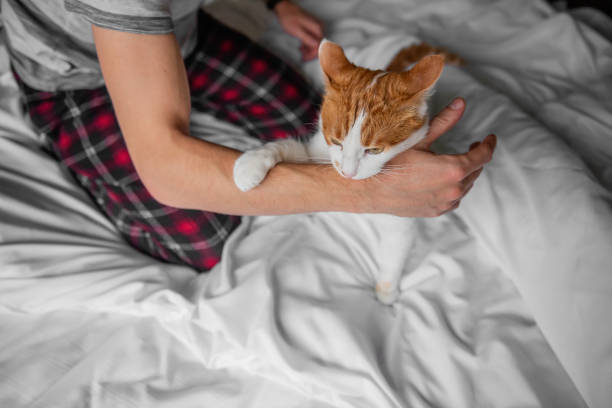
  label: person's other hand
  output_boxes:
[362,97,497,217]
[273,1,323,61]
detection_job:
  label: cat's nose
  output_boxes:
[341,168,357,178]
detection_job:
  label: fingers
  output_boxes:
[297,26,320,51]
[439,135,495,198]
[439,200,460,215]
[460,134,497,175]
[432,138,491,216]
[276,3,324,61]
[300,42,319,61]
[437,135,495,214]
[433,168,479,216]
[294,22,323,60]
[300,44,315,61]
[300,16,324,40]
[461,167,482,189]
[416,97,465,150]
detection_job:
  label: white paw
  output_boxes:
[233,149,278,192]
[375,281,400,305]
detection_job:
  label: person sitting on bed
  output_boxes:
[1,0,496,271]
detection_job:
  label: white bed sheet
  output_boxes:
[1,0,612,407]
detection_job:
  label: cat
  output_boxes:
[233,40,455,304]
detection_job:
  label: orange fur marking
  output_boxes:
[386,43,463,72]
[319,41,450,151]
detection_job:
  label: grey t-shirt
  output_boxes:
[1,0,204,91]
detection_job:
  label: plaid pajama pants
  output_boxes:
[14,11,321,271]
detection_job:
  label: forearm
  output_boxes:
[141,128,364,215]
[91,25,357,216]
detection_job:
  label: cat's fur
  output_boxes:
[233,40,454,304]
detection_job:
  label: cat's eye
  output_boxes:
[365,147,384,155]
[331,138,342,147]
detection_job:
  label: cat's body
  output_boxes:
[233,40,457,304]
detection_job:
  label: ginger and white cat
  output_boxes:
[233,40,450,304]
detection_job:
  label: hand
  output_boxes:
[362,97,497,217]
[273,1,324,61]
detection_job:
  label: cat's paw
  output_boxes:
[375,281,400,305]
[233,149,278,192]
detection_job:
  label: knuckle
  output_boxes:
[447,186,463,201]
[458,154,472,170]
[435,204,448,216]
[447,165,466,181]
[431,115,451,130]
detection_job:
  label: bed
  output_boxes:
[1,0,611,407]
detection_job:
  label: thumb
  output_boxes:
[416,97,465,150]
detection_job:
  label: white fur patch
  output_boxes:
[233,148,279,192]
[338,110,367,178]
[366,72,388,90]
[233,139,309,191]
[397,122,429,151]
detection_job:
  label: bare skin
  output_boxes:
[273,0,324,61]
[92,25,496,218]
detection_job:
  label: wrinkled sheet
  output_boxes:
[1,1,612,407]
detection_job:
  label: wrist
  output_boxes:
[272,162,366,214]
[350,178,374,214]
[325,168,372,214]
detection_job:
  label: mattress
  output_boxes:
[1,0,612,407]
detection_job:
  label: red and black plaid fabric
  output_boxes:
[14,11,321,271]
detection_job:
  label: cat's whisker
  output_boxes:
[379,169,407,176]
[380,169,409,174]
[371,175,385,185]
[307,157,332,163]
[383,164,414,169]
[381,163,432,173]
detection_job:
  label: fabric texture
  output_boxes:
[13,11,321,271]
[64,0,175,34]
[0,0,202,91]
[2,1,612,407]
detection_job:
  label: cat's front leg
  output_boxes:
[233,139,309,192]
[233,147,279,192]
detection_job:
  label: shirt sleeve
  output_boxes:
[64,0,174,34]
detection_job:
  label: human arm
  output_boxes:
[92,25,361,215]
[92,25,495,217]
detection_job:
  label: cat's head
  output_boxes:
[318,40,444,179]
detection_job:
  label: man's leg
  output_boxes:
[15,77,240,271]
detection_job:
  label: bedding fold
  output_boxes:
[2,1,612,407]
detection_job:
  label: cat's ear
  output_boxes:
[319,39,354,87]
[399,54,444,97]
